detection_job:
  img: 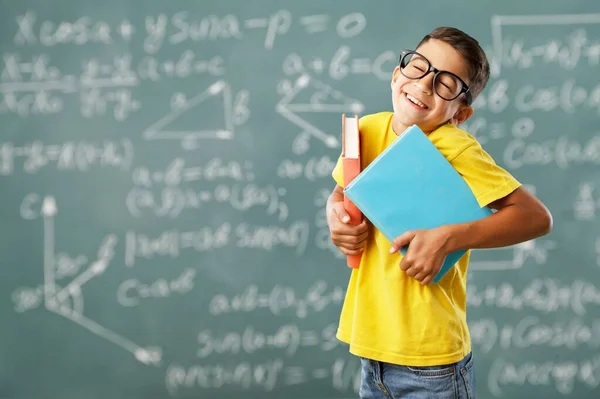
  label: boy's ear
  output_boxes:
[451,104,474,125]
[391,66,401,88]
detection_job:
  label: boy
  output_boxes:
[326,27,553,398]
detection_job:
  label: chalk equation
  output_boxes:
[165,357,360,396]
[487,353,600,397]
[14,10,368,51]
[208,280,345,319]
[467,278,600,316]
[490,15,600,75]
[0,139,133,175]
[195,323,339,358]
[282,46,396,81]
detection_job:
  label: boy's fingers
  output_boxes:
[399,256,412,271]
[340,247,365,256]
[389,231,415,253]
[338,241,367,252]
[412,270,428,282]
[332,220,369,236]
[404,265,420,277]
[332,225,359,236]
[332,231,368,245]
[332,203,350,223]
[420,276,433,285]
[357,218,369,232]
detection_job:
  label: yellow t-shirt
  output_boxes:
[331,111,521,366]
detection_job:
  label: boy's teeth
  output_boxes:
[406,94,425,108]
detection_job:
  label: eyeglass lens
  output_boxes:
[401,52,463,101]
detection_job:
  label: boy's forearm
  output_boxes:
[445,204,552,252]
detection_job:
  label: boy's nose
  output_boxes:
[414,73,434,94]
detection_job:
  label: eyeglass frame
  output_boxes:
[398,50,472,105]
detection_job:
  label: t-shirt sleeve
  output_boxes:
[450,143,522,207]
[331,152,344,187]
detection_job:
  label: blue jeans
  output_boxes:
[359,352,475,399]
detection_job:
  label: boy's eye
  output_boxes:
[440,81,451,90]
[408,59,428,72]
[438,74,458,90]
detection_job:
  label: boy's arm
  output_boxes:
[390,186,552,285]
[444,186,552,251]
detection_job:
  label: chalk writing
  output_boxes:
[487,354,600,397]
[14,12,114,46]
[574,183,599,221]
[0,140,133,175]
[165,359,284,395]
[470,316,600,353]
[132,158,254,187]
[503,135,600,169]
[282,47,395,81]
[196,323,338,358]
[313,188,345,258]
[474,79,600,114]
[0,53,140,120]
[117,267,196,307]
[3,6,600,399]
[124,221,310,266]
[126,184,289,220]
[276,156,336,181]
[461,116,535,145]
[491,25,600,74]
[467,279,600,316]
[208,280,345,319]
[165,357,360,396]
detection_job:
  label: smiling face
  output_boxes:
[391,38,474,135]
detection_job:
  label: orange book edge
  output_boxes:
[341,113,363,269]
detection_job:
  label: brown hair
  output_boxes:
[416,26,490,103]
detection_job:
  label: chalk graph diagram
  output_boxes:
[276,74,364,154]
[468,184,556,271]
[15,196,162,366]
[470,239,556,271]
[143,80,237,150]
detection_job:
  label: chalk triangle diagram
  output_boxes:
[468,247,516,271]
[144,80,233,141]
[276,74,364,148]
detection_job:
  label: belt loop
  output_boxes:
[376,360,384,384]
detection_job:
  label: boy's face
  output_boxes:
[391,38,474,134]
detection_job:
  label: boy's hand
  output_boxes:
[389,226,452,285]
[327,200,369,256]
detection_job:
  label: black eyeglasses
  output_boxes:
[399,50,472,105]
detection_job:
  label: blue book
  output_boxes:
[343,124,492,283]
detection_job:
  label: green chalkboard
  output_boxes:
[1,0,599,398]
